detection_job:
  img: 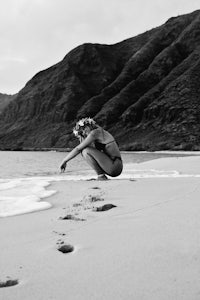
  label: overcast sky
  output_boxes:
[0,0,199,94]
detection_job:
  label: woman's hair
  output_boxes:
[73,117,98,138]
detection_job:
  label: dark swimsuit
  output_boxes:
[94,140,122,162]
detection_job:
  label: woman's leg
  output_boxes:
[82,147,122,177]
[82,148,105,176]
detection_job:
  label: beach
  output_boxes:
[1,156,200,300]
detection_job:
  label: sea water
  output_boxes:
[0,150,200,217]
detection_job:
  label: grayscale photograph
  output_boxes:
[0,0,200,299]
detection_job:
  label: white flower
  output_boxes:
[73,129,79,136]
[78,120,84,126]
[87,117,95,124]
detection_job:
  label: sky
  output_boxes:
[0,0,199,94]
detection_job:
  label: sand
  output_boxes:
[0,156,200,300]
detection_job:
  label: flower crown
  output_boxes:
[73,117,96,137]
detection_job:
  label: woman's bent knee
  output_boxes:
[107,164,123,177]
[81,147,93,157]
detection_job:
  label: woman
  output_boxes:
[60,117,123,180]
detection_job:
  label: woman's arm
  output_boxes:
[60,147,81,165]
[60,133,95,172]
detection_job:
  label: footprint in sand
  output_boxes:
[53,231,66,236]
[59,191,106,225]
[0,279,18,288]
[93,204,117,212]
[56,240,64,245]
[58,244,74,254]
[59,214,86,221]
[85,194,104,202]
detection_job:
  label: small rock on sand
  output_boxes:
[0,279,18,288]
[94,204,117,212]
[58,244,74,254]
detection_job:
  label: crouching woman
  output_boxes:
[59,117,123,180]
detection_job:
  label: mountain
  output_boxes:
[0,93,17,113]
[0,10,200,151]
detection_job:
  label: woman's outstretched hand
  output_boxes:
[60,161,67,173]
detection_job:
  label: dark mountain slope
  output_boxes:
[78,11,197,121]
[0,93,17,113]
[94,11,200,125]
[0,10,200,150]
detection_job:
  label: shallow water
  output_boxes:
[0,150,197,179]
[0,150,199,217]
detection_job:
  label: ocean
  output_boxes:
[0,150,199,218]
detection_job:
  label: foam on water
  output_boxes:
[0,178,56,217]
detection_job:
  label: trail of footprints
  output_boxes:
[56,185,117,255]
[0,186,117,288]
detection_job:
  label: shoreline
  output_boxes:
[1,155,200,218]
[1,147,200,155]
[1,156,200,299]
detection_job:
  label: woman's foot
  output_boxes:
[97,174,108,181]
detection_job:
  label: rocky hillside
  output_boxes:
[0,93,17,113]
[0,10,200,150]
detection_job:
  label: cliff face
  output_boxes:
[0,10,200,150]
